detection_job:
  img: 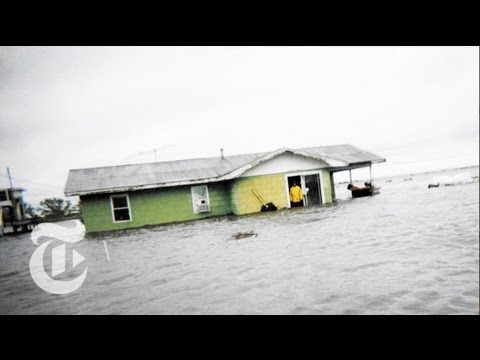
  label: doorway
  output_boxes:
[304,174,321,206]
[286,173,322,207]
[287,175,303,207]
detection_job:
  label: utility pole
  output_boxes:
[6,167,13,188]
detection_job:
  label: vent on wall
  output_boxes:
[195,203,210,213]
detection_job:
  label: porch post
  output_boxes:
[349,169,352,184]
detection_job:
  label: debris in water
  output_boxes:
[231,231,257,240]
[431,172,473,186]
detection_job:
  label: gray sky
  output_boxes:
[0,46,478,206]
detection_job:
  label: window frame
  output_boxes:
[110,194,132,223]
[191,185,211,214]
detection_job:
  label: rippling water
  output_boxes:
[1,167,478,314]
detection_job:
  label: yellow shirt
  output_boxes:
[289,185,303,202]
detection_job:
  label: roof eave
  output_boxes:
[64,175,229,197]
[329,158,386,172]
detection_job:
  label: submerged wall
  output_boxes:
[322,169,333,204]
[229,174,289,215]
[80,170,335,233]
[81,182,231,233]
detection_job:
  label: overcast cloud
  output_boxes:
[0,46,478,206]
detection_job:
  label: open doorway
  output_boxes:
[287,175,303,207]
[304,174,321,206]
[287,174,322,208]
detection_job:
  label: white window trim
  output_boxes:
[110,194,132,223]
[284,170,325,208]
[191,185,211,214]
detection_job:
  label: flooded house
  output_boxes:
[64,145,386,233]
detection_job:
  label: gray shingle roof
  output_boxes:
[64,144,385,196]
[298,144,386,167]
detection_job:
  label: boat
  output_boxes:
[348,182,380,198]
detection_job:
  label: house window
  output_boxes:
[0,191,8,202]
[191,185,210,213]
[110,194,132,222]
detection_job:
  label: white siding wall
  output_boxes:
[240,152,328,177]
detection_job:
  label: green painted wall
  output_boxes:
[322,169,333,204]
[81,182,231,233]
[329,171,336,202]
[229,174,288,215]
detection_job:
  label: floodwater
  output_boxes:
[1,166,478,314]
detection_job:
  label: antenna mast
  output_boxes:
[6,167,13,188]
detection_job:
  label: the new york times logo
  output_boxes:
[29,220,87,294]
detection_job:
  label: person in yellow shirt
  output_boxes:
[289,181,304,207]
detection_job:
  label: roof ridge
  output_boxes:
[68,144,363,172]
[70,150,271,172]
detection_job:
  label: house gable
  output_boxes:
[240,151,329,178]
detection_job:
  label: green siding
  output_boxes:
[329,171,336,201]
[81,182,231,233]
[322,169,333,204]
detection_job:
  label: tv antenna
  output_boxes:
[122,145,174,162]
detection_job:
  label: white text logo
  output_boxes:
[29,220,87,294]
